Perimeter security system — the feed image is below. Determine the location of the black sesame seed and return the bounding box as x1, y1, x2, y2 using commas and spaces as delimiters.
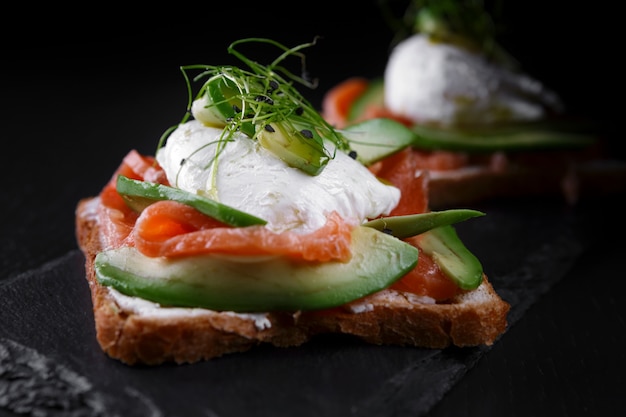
382, 228, 393, 235
255, 95, 274, 105
264, 124, 275, 132
300, 129, 313, 138
348, 150, 358, 159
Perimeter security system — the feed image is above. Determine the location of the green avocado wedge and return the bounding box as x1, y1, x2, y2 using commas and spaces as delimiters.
410, 121, 596, 152
364, 209, 485, 239
364, 210, 485, 290
95, 226, 419, 312
339, 115, 594, 166
345, 117, 595, 154
257, 121, 330, 176
419, 225, 483, 290
343, 78, 596, 153
347, 78, 384, 123
201, 74, 256, 137
341, 118, 415, 165
116, 175, 266, 227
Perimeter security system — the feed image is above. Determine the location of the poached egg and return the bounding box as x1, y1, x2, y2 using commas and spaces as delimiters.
156, 120, 400, 235
384, 34, 563, 127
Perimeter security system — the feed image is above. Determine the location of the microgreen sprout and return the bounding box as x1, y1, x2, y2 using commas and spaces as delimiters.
379, 0, 517, 68
157, 37, 351, 177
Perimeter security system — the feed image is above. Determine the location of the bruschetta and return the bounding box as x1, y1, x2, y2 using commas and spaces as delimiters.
75, 38, 509, 365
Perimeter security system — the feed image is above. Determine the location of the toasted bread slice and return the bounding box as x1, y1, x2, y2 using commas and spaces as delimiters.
322, 78, 626, 209
426, 152, 626, 209
76, 197, 510, 366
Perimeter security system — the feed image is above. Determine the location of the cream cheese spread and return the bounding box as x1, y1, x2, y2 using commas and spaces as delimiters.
384, 34, 563, 127
108, 288, 272, 330
156, 120, 401, 234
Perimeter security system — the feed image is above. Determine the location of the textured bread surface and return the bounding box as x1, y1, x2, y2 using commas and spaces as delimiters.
76, 197, 510, 365
426, 150, 626, 209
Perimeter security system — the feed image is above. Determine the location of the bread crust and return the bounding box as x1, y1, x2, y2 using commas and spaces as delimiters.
426, 150, 626, 208
76, 197, 510, 365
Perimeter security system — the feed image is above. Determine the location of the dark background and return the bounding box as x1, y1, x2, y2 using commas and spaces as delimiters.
1, 0, 621, 277
1, 1, 624, 416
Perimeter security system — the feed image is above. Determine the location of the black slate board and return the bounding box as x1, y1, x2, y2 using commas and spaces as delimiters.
2, 2, 624, 414
1, 198, 615, 417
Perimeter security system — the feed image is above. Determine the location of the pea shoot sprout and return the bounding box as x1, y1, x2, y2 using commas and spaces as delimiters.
157, 38, 351, 176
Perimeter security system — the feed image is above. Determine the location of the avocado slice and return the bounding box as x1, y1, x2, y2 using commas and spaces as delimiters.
418, 225, 483, 290
256, 121, 330, 176
116, 175, 266, 227
347, 78, 384, 122
95, 226, 419, 312
342, 118, 415, 166
194, 75, 256, 137
410, 122, 596, 152
364, 209, 485, 239
342, 78, 594, 153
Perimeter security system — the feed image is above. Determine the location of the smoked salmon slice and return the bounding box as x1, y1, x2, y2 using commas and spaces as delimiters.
96, 149, 461, 301
132, 201, 353, 262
